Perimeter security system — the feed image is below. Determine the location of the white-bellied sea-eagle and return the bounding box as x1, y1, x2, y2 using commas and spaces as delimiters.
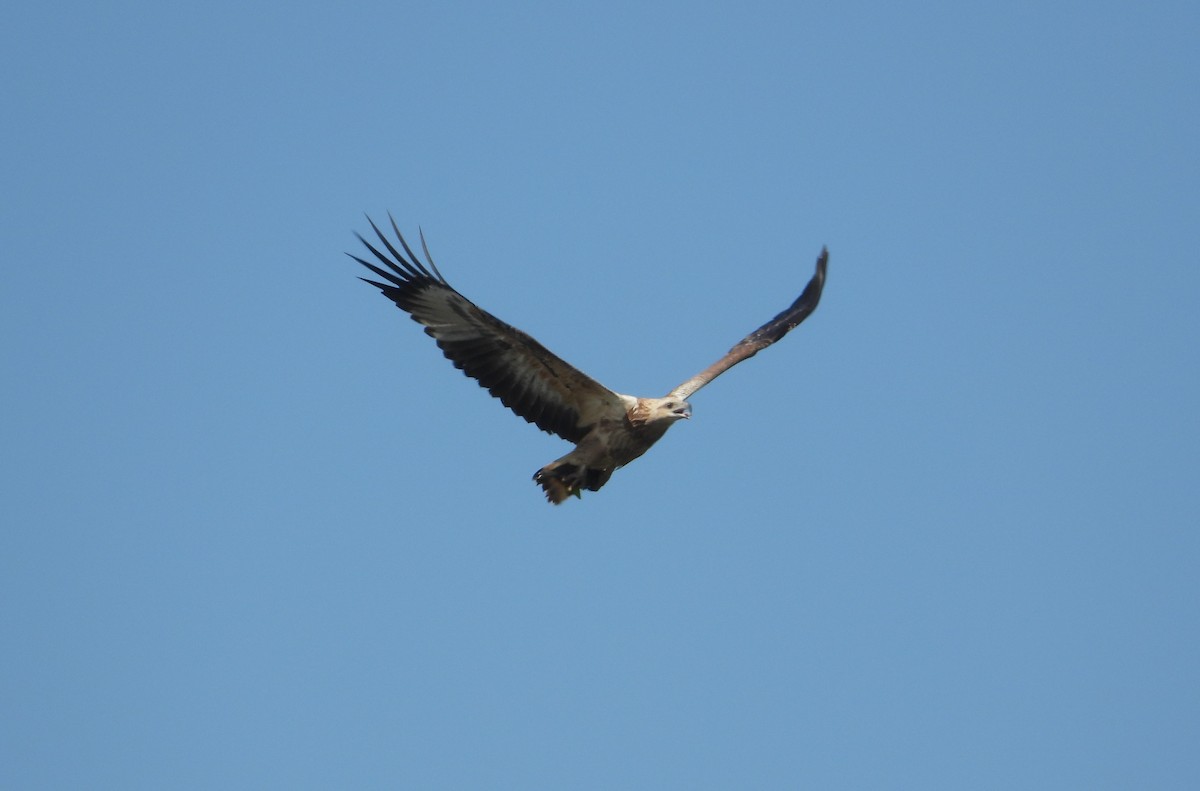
351, 216, 828, 504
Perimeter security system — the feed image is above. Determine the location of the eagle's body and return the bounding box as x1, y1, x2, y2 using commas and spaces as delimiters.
532, 395, 682, 503
351, 217, 827, 504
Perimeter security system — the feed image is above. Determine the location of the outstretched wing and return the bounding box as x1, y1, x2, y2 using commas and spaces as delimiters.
350, 216, 627, 443
668, 247, 828, 400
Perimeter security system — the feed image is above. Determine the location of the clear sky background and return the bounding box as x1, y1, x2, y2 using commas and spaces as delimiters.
3, 1, 1198, 788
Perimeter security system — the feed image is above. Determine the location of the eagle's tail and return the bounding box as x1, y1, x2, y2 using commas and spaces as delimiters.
533, 462, 613, 505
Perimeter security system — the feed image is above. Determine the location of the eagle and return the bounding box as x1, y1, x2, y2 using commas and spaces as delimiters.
351, 216, 828, 504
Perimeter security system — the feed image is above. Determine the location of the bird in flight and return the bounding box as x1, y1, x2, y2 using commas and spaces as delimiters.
351, 216, 828, 504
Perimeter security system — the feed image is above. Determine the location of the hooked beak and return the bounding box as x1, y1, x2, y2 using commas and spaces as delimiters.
674, 405, 691, 420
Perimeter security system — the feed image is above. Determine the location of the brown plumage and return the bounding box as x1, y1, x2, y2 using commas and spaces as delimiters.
350, 215, 828, 504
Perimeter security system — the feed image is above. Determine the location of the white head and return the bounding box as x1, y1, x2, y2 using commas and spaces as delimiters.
645, 396, 692, 424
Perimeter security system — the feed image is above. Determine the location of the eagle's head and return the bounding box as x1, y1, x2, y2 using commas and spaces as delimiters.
647, 397, 692, 423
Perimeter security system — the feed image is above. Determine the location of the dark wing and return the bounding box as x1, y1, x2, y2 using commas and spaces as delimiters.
350, 216, 628, 443
668, 247, 828, 400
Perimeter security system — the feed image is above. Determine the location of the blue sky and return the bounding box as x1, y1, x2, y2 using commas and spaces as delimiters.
3, 1, 1198, 788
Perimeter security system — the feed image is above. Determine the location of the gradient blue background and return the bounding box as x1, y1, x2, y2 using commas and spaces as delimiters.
4, 1, 1197, 788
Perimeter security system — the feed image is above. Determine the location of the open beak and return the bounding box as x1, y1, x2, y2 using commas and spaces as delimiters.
674, 406, 691, 420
